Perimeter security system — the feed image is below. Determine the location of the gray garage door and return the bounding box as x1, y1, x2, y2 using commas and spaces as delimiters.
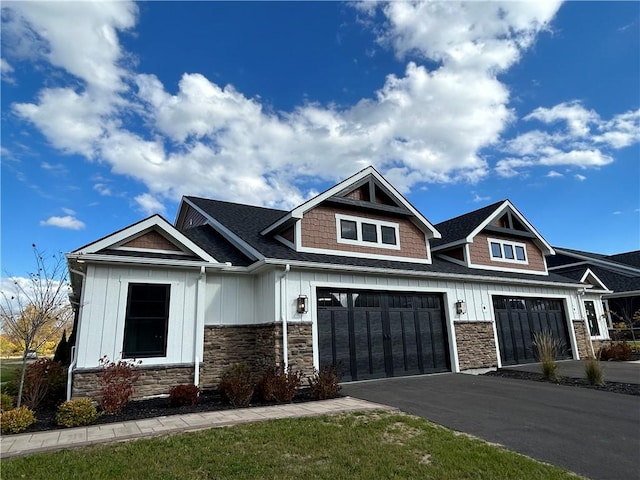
493, 296, 573, 366
317, 289, 450, 382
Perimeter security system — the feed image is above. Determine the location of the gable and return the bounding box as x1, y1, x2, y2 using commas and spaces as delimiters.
71, 215, 218, 264
261, 166, 440, 240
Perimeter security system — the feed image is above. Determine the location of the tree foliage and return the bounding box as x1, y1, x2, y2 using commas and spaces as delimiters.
0, 244, 72, 406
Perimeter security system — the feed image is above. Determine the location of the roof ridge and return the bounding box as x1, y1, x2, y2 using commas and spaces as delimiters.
185, 195, 288, 214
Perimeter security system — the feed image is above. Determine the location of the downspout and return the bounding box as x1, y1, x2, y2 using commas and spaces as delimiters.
67, 268, 85, 401
194, 266, 206, 387
280, 264, 291, 370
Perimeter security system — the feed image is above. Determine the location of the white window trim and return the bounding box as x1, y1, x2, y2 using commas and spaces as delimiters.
335, 214, 401, 250
487, 238, 528, 265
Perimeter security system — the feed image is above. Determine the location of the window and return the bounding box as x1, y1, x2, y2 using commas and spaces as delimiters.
361, 223, 378, 243
487, 238, 528, 265
123, 283, 170, 358
339, 220, 357, 240
381, 226, 396, 245
336, 214, 400, 250
584, 300, 600, 336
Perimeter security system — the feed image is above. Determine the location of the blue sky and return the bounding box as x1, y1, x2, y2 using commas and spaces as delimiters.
1, 1, 639, 279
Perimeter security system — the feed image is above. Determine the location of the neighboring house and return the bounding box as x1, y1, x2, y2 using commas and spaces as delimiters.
66, 167, 600, 399
548, 248, 640, 342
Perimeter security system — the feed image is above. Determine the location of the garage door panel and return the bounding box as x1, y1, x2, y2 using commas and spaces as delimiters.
353, 310, 385, 380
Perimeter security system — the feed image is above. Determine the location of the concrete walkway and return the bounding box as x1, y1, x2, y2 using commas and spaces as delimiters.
0, 397, 393, 459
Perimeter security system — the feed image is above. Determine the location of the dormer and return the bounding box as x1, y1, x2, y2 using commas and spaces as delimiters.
261, 167, 441, 264
432, 200, 554, 275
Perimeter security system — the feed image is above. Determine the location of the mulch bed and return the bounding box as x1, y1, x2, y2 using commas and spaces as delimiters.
16, 389, 321, 435
484, 369, 639, 396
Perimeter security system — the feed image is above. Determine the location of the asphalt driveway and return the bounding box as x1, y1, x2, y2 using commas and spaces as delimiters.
342, 373, 639, 480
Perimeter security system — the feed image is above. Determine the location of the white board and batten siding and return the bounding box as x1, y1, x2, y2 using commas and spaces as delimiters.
75, 264, 199, 369
280, 268, 587, 371
204, 271, 277, 326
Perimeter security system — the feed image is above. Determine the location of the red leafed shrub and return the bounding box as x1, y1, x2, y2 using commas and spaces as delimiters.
22, 358, 67, 410
168, 384, 200, 407
98, 356, 141, 414
307, 365, 341, 400
257, 366, 303, 403
219, 363, 254, 407
598, 342, 632, 361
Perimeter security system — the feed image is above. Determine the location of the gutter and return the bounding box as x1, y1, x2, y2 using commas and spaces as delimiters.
280, 264, 291, 370
259, 258, 588, 290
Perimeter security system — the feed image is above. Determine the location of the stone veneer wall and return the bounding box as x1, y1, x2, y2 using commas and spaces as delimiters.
72, 364, 194, 400
200, 322, 314, 389
454, 321, 498, 370
572, 320, 593, 359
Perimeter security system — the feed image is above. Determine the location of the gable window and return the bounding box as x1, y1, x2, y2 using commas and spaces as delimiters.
123, 283, 170, 358
488, 238, 528, 265
339, 219, 357, 240
336, 214, 400, 250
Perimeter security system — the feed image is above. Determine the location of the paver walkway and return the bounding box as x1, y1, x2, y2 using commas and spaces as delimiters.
0, 397, 393, 459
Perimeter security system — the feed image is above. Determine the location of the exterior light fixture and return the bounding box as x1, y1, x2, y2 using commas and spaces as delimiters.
297, 295, 308, 314
455, 300, 467, 315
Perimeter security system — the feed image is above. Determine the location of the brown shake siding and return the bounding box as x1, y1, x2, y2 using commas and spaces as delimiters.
178, 205, 208, 230
469, 231, 546, 272
301, 205, 428, 260
280, 226, 294, 242
122, 230, 181, 251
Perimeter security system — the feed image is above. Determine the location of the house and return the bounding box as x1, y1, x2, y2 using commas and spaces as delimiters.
548, 248, 640, 343
66, 166, 603, 399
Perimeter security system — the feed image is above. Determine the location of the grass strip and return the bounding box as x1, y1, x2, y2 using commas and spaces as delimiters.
2, 411, 582, 480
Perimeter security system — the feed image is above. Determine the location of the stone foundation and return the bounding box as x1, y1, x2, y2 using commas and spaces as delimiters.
455, 321, 498, 370
72, 364, 194, 400
572, 320, 594, 359
200, 322, 314, 389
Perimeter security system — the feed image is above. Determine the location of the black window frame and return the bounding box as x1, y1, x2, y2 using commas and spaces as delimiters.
380, 226, 397, 245
339, 219, 358, 240
122, 283, 171, 358
361, 222, 378, 243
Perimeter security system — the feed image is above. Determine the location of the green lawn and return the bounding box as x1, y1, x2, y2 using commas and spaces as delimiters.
2, 411, 581, 480
0, 359, 22, 383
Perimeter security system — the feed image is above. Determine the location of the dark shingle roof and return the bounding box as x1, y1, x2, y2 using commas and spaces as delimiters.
182, 224, 254, 267
431, 200, 505, 248
180, 196, 579, 286
606, 251, 640, 269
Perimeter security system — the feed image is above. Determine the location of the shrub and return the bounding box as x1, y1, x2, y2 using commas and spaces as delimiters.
98, 356, 141, 414
598, 342, 632, 361
532, 331, 563, 381
1, 393, 15, 412
308, 365, 341, 400
168, 384, 200, 407
21, 358, 67, 410
219, 363, 254, 407
0, 406, 36, 434
584, 357, 604, 386
257, 366, 303, 403
56, 398, 99, 428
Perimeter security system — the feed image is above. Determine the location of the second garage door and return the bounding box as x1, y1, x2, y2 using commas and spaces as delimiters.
493, 296, 573, 366
317, 289, 450, 382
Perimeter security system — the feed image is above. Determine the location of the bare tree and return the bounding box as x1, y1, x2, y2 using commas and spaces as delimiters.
0, 245, 72, 407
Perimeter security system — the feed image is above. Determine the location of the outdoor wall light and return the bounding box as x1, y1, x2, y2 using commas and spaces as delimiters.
455, 300, 467, 315
297, 295, 308, 314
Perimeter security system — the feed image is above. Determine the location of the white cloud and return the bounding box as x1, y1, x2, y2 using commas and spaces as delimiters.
546, 170, 563, 178
525, 101, 598, 137
39, 215, 85, 230
61, 208, 76, 216
498, 102, 638, 177
3, 1, 637, 210
472, 192, 491, 203
1, 57, 15, 83
612, 210, 622, 215
574, 174, 587, 181
134, 193, 166, 216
